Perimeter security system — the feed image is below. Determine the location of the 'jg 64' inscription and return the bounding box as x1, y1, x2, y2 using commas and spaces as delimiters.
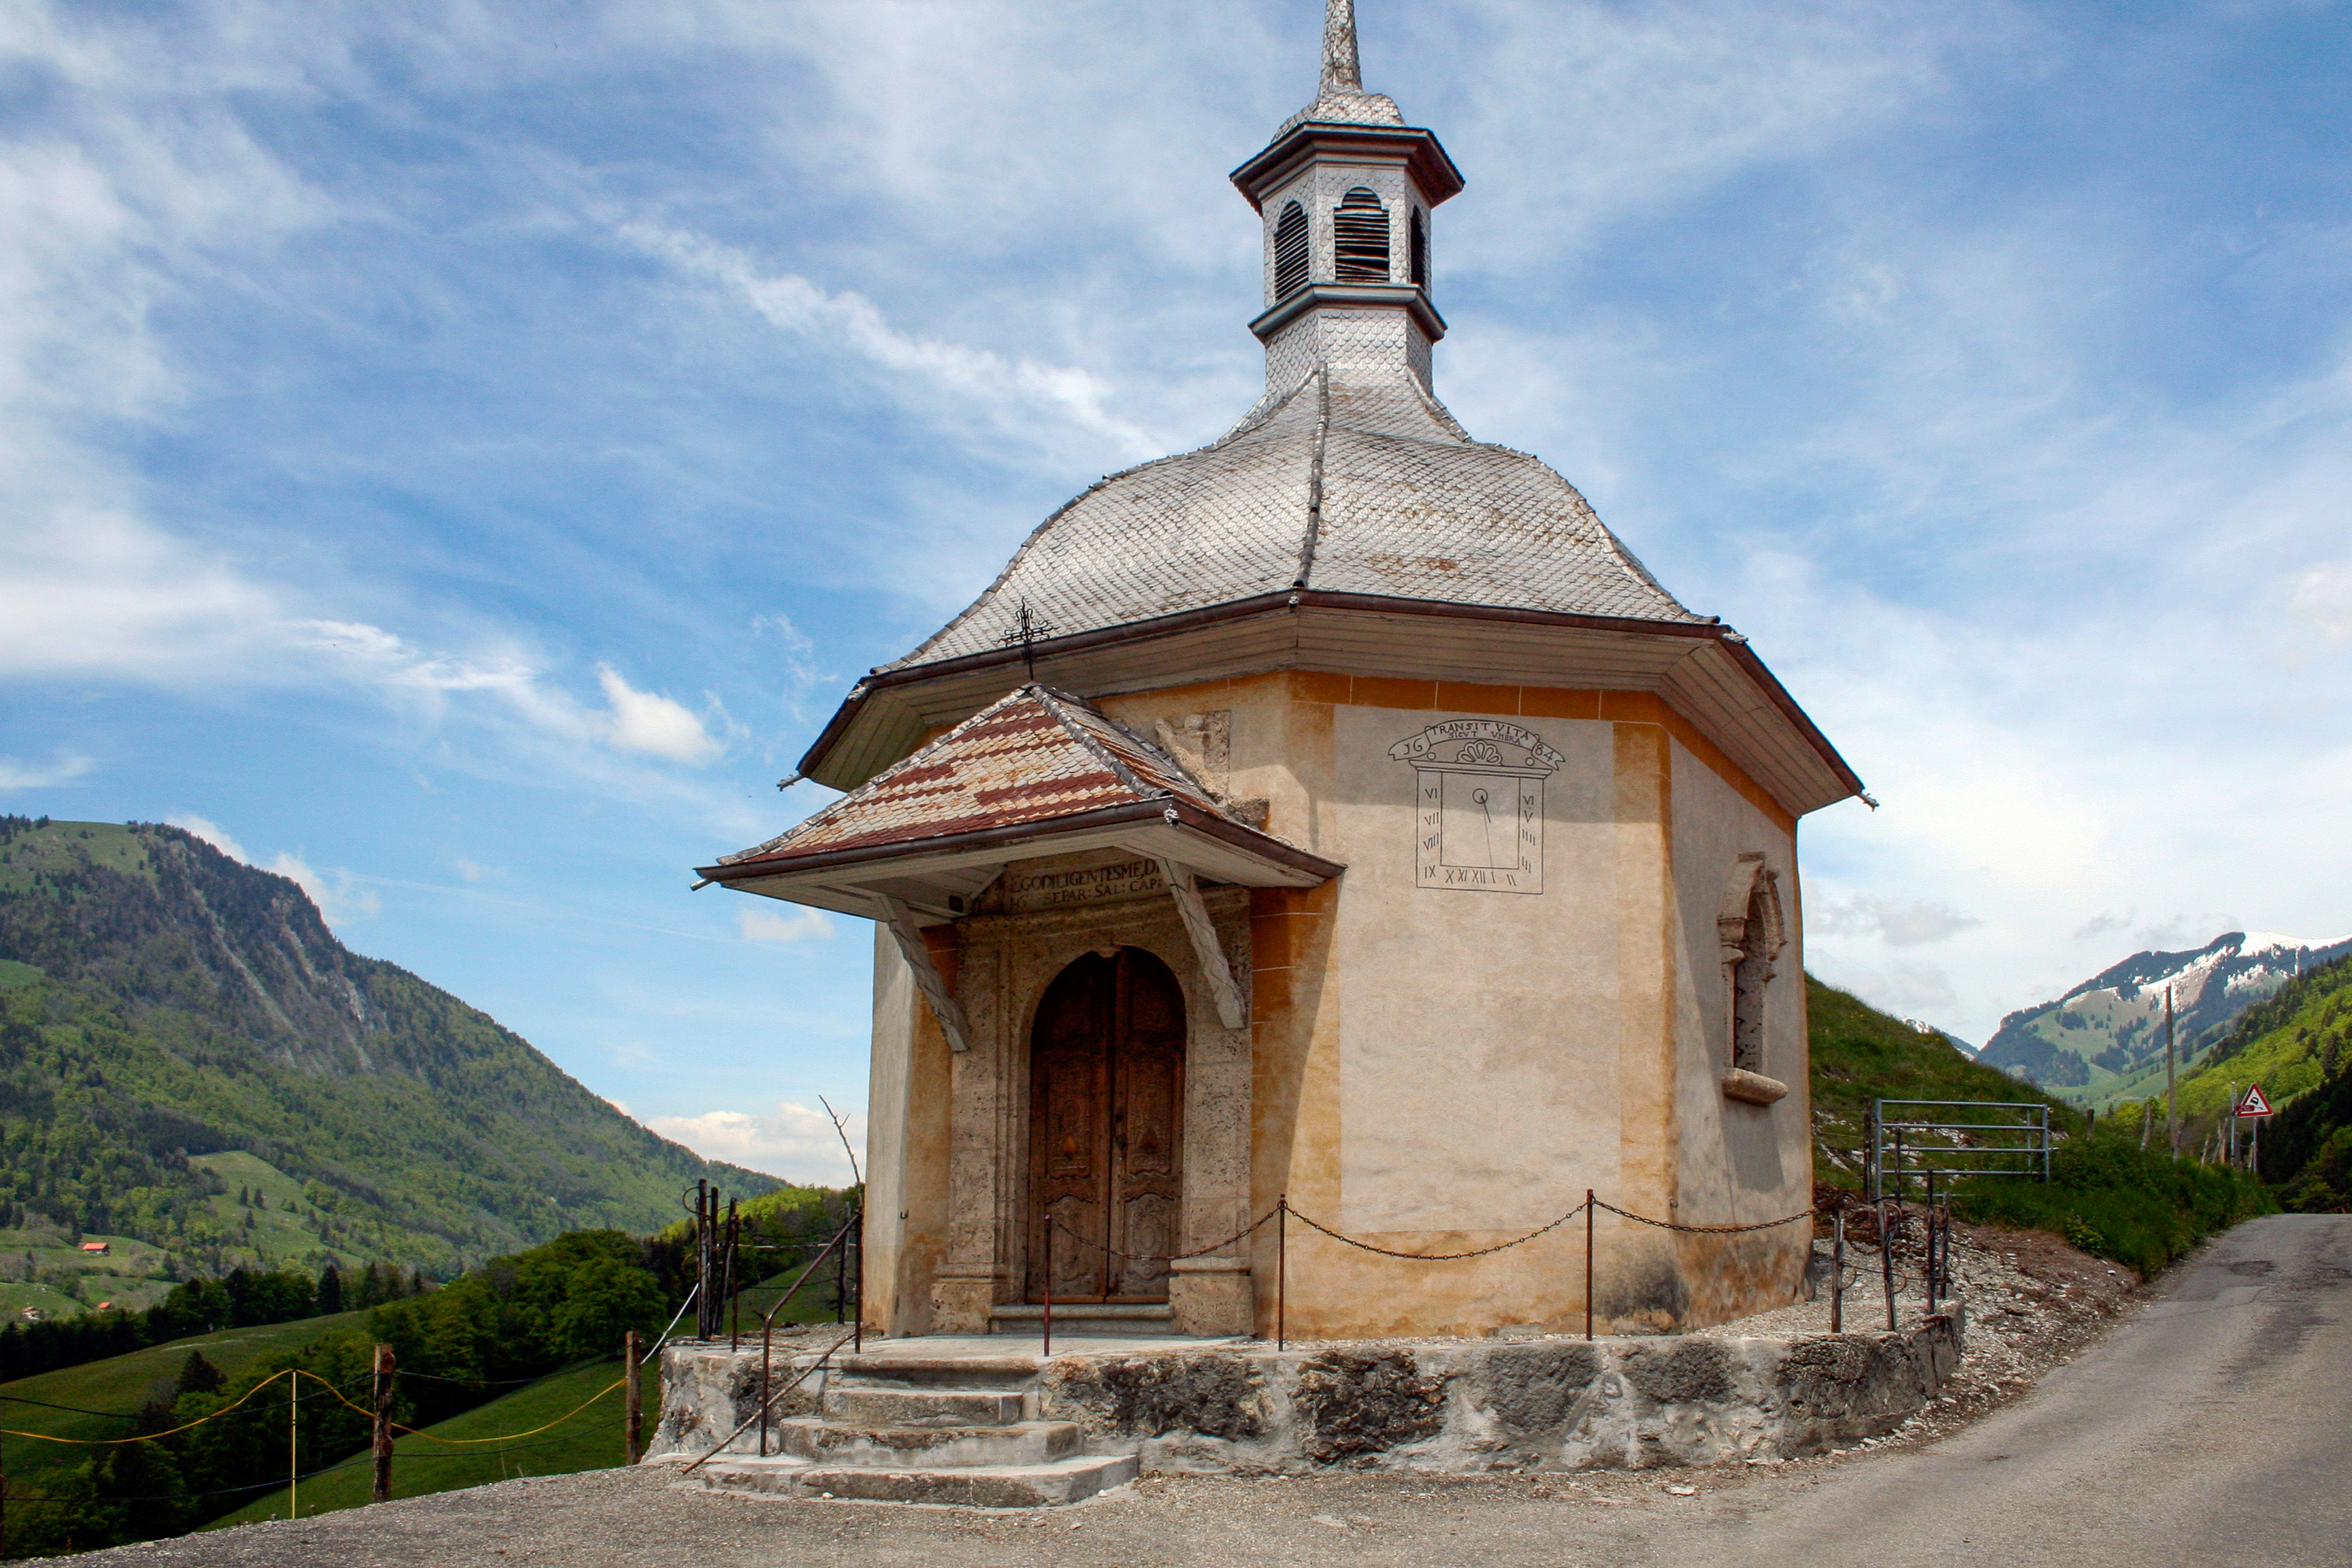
1388, 721, 1561, 895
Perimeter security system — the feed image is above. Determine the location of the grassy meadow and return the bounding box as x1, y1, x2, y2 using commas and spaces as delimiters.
204, 1355, 660, 1528
0, 1309, 372, 1485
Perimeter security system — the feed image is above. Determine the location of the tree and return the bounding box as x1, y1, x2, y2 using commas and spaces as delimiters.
547, 1256, 665, 1361
177, 1350, 225, 1397
316, 1262, 342, 1316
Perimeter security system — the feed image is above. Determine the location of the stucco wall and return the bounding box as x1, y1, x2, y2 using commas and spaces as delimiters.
854, 670, 1817, 1343
1665, 737, 1813, 1326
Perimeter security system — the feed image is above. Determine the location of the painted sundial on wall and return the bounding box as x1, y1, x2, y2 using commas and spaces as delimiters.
1389, 721, 1564, 894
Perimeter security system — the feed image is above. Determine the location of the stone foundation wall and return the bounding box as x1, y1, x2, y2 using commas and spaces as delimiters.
655, 1311, 1961, 1475
652, 1343, 823, 1461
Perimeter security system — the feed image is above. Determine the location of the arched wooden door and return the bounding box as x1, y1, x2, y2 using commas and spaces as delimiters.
1026, 948, 1185, 1303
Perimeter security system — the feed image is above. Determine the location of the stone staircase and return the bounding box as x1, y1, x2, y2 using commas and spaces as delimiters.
676, 1352, 1139, 1508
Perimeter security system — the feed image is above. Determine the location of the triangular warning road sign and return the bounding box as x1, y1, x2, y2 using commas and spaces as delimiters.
2236, 1085, 2274, 1118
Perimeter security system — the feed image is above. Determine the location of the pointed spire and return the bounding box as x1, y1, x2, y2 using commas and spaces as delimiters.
1320, 0, 1362, 95
1276, 0, 1401, 131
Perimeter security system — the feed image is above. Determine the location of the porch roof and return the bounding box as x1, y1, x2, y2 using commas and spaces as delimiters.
698, 685, 1341, 924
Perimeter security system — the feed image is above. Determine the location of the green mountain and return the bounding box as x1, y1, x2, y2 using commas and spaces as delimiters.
0, 817, 775, 1279
1976, 930, 2352, 1108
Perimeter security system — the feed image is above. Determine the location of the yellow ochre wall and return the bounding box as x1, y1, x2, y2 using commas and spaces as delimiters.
860, 670, 1808, 1340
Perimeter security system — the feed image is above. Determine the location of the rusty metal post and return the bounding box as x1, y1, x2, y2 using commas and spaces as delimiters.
1584, 1189, 1595, 1341
623, 1330, 643, 1465
1276, 1197, 1288, 1352
1831, 1208, 1845, 1334
1041, 1216, 1053, 1360
851, 1208, 864, 1354
1880, 1199, 1898, 1332
758, 1314, 772, 1457
725, 1199, 740, 1350
372, 1344, 395, 1503
1924, 1173, 1938, 1316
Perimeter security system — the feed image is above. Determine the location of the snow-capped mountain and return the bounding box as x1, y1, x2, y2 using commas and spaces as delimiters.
1978, 931, 2352, 1104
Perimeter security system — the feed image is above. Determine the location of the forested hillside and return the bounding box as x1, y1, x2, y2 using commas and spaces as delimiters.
2189, 953, 2352, 1209
0, 817, 774, 1277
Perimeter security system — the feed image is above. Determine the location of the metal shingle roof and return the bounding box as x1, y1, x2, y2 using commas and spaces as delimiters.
886, 357, 1700, 673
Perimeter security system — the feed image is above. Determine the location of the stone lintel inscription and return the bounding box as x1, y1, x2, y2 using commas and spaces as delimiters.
1003, 857, 1166, 913
1388, 721, 1557, 896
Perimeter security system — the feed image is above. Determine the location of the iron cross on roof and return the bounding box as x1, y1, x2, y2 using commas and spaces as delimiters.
998, 601, 1060, 679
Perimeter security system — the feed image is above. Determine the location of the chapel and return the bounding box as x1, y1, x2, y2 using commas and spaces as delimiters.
699, 0, 1863, 1341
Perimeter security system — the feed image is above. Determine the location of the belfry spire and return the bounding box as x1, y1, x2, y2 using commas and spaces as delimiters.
1230, 1, 1463, 404
1320, 0, 1362, 95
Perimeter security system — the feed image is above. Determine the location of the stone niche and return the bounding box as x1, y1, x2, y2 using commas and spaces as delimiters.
927, 847, 1258, 1339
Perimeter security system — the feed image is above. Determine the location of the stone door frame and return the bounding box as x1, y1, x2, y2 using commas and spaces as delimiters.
928, 875, 1257, 1337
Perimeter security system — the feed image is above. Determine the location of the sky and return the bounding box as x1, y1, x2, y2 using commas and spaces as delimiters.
3, 0, 2348, 1180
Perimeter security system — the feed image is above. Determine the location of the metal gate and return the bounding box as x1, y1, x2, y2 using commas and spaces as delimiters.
1867, 1099, 2053, 1202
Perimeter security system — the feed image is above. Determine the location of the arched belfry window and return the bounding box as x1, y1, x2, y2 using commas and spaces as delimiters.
1718, 854, 1789, 1104
1409, 207, 1428, 289
1334, 187, 1390, 282
1272, 201, 1310, 299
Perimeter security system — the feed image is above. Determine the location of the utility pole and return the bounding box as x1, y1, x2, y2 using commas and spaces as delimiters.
2226, 1083, 2238, 1168
2165, 986, 2178, 1158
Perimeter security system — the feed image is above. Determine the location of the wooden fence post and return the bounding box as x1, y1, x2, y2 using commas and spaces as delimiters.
372, 1344, 395, 1505
623, 1330, 643, 1465
1831, 1207, 1845, 1333
1880, 1200, 1899, 1332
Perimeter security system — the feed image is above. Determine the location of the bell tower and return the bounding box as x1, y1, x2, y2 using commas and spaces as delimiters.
1230, 0, 1463, 397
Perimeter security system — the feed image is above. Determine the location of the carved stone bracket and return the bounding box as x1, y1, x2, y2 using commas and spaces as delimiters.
877, 894, 972, 1054
1152, 856, 1248, 1030
1720, 1068, 1790, 1105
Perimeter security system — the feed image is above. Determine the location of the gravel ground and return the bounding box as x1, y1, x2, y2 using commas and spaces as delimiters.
47, 1223, 2146, 1568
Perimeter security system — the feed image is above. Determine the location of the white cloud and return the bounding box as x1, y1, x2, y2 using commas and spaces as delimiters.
0, 751, 95, 789
454, 858, 505, 882
2291, 562, 2352, 644
266, 851, 382, 927
167, 813, 249, 864
1812, 896, 1980, 947
647, 1100, 866, 1186
616, 222, 1158, 462
595, 665, 723, 766
1817, 960, 1961, 1024
164, 814, 376, 925
737, 904, 834, 945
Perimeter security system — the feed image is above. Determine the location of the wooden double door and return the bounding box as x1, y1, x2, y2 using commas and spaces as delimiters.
1026, 948, 1185, 1303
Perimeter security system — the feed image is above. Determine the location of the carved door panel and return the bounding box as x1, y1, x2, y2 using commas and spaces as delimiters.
1110, 954, 1184, 1298
1026, 949, 1186, 1303
1029, 955, 1112, 1301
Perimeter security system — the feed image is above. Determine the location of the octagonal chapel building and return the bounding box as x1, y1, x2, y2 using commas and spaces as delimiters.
700, 1, 1863, 1342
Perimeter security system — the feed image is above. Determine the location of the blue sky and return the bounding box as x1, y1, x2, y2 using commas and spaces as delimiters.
4, 0, 2348, 1179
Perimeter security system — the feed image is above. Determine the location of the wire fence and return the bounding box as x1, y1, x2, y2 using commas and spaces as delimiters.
1029, 1189, 1830, 1354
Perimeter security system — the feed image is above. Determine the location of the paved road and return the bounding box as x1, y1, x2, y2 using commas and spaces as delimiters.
71, 1214, 2351, 1568
1646, 1211, 2352, 1568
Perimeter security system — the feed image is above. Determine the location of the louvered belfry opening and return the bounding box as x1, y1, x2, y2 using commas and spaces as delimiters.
1334, 187, 1390, 282
1409, 206, 1428, 288
1272, 201, 1310, 299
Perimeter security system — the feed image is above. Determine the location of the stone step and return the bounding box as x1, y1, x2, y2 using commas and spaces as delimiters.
832, 1354, 1039, 1389
988, 1303, 1174, 1336
681, 1452, 1141, 1509
772, 1417, 1081, 1469
820, 1386, 1026, 1426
